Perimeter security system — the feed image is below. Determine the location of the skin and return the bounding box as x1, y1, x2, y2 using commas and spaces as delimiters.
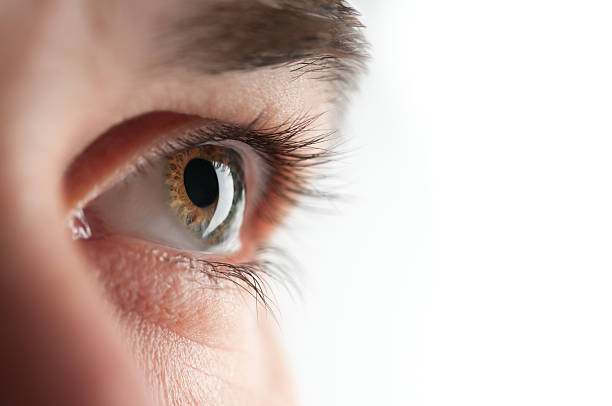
0, 1, 362, 404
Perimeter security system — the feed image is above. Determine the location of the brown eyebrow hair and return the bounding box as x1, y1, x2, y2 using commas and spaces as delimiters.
163, 0, 368, 93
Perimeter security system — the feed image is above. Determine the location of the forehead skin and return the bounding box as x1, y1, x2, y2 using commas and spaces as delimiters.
0, 1, 364, 405
1, 0, 365, 168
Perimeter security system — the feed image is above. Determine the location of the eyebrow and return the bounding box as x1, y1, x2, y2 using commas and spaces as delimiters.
163, 0, 368, 92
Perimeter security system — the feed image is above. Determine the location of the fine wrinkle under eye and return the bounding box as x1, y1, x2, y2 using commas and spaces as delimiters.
184, 158, 219, 208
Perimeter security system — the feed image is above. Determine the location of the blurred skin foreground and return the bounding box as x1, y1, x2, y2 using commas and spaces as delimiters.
0, 1, 365, 405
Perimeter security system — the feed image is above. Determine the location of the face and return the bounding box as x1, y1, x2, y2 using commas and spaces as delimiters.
0, 0, 366, 405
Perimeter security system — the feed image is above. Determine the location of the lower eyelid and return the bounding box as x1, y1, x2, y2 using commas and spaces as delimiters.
82, 236, 260, 348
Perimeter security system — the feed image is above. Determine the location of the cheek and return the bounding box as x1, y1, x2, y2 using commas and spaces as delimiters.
120, 310, 294, 406
120, 314, 256, 405
80, 238, 295, 404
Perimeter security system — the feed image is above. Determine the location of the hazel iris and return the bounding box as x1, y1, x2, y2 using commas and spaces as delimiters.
165, 144, 246, 247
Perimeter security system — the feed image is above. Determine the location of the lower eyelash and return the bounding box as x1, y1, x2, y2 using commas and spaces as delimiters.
162, 246, 299, 314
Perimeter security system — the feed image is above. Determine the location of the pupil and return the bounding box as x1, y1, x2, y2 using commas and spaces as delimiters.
183, 158, 219, 208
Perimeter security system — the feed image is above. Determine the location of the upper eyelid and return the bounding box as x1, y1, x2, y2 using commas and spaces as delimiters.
64, 112, 199, 212
152, 114, 331, 166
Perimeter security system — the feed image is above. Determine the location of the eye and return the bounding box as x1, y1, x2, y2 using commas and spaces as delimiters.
67, 111, 334, 268
83, 142, 250, 254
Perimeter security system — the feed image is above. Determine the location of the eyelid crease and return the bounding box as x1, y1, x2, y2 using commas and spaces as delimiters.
64, 112, 202, 212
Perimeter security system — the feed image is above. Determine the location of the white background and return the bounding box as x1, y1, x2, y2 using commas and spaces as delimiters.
276, 1, 612, 405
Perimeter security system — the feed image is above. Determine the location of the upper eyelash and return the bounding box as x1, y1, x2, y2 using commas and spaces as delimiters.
143, 113, 340, 225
